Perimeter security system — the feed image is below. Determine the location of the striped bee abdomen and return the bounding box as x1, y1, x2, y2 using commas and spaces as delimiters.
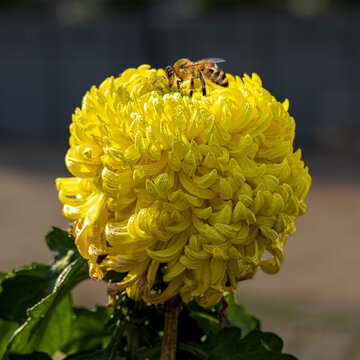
202, 63, 229, 87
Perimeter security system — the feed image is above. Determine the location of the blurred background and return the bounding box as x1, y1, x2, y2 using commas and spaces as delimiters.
0, 1, 359, 359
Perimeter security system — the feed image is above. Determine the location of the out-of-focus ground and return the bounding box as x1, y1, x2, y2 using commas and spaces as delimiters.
0, 142, 359, 360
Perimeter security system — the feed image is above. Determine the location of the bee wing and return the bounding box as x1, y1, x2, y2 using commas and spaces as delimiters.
202, 58, 226, 63
183, 58, 226, 69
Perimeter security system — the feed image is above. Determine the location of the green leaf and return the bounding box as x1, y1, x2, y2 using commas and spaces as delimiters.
6, 293, 72, 356
61, 306, 114, 354
5, 257, 87, 357
186, 301, 219, 335
0, 318, 18, 359
46, 228, 80, 275
133, 344, 162, 360
103, 270, 127, 283
8, 351, 53, 359
0, 272, 6, 289
225, 293, 260, 336
196, 328, 298, 360
204, 327, 242, 360
63, 350, 104, 359
45, 227, 77, 261
0, 264, 55, 323
0, 229, 88, 325
178, 342, 208, 360
238, 330, 298, 359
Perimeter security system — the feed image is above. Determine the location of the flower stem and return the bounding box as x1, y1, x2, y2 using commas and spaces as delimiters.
104, 319, 126, 360
160, 295, 182, 360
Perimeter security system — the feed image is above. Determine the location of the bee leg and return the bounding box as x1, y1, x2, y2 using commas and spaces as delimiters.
189, 77, 194, 98
176, 80, 182, 96
198, 70, 206, 96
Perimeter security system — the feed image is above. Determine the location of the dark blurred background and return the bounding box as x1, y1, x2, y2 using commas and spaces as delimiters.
1, 0, 360, 151
0, 1, 360, 359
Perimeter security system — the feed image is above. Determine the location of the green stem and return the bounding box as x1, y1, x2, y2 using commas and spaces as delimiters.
104, 319, 126, 360
127, 301, 145, 355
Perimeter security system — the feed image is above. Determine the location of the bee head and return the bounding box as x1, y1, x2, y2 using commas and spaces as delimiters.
164, 66, 175, 89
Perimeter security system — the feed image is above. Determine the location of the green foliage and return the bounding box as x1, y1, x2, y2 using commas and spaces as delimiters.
0, 227, 87, 324
0, 273, 6, 287
103, 270, 127, 283
185, 301, 219, 335
181, 328, 297, 360
5, 260, 81, 355
45, 227, 77, 261
63, 351, 104, 359
0, 319, 18, 359
225, 292, 260, 336
0, 227, 298, 360
61, 306, 114, 354
0, 228, 88, 358
0, 263, 56, 323
8, 352, 52, 359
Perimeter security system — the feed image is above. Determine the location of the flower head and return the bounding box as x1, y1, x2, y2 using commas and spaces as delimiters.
56, 64, 311, 306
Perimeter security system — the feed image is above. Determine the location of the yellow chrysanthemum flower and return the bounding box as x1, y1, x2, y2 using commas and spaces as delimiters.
56, 64, 311, 307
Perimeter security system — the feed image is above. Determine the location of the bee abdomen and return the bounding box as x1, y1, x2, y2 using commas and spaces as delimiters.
216, 71, 229, 87
202, 64, 229, 87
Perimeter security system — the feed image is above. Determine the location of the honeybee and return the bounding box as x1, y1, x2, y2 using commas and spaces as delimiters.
153, 58, 229, 97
